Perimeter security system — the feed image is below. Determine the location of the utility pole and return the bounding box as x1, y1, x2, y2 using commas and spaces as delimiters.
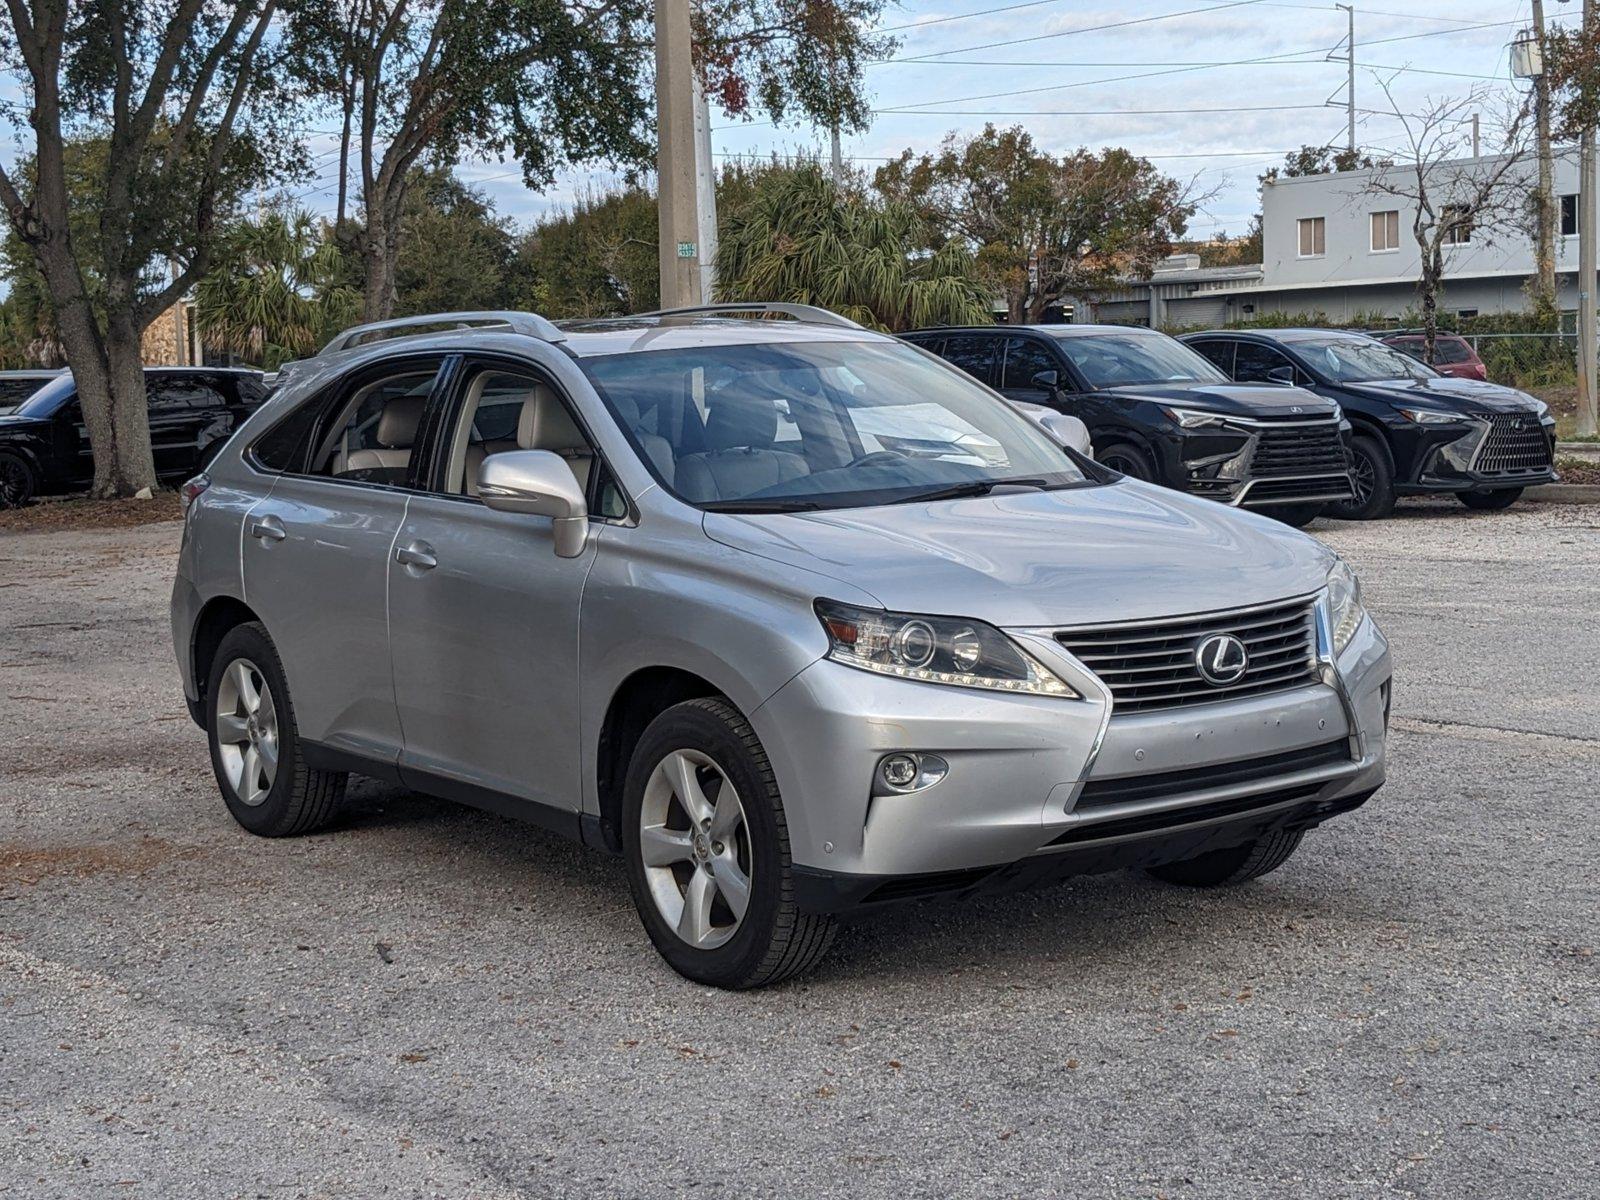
1471, 112, 1480, 157
1333, 4, 1355, 152
692, 73, 718, 302
655, 0, 702, 309
1582, 0, 1599, 436
830, 127, 844, 186
1531, 0, 1558, 313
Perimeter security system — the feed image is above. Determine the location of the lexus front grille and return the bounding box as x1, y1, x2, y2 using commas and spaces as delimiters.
1474, 413, 1552, 475
1249, 419, 1348, 477
1055, 596, 1321, 715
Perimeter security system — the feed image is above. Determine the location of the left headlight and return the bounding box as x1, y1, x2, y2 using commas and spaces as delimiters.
1398, 405, 1465, 425
1326, 559, 1366, 656
815, 600, 1078, 697
1162, 405, 1230, 430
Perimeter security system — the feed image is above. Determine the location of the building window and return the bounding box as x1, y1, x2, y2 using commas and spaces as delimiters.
1562, 193, 1578, 237
1443, 205, 1472, 245
1370, 210, 1400, 252
1297, 216, 1326, 257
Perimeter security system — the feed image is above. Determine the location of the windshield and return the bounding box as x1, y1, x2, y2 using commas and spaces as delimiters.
1296, 337, 1439, 383
580, 339, 1096, 512
1054, 331, 1229, 389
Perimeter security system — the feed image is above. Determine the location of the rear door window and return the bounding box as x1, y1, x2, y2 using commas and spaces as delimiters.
1233, 342, 1297, 383
941, 336, 997, 386
1187, 340, 1235, 375
1000, 338, 1059, 391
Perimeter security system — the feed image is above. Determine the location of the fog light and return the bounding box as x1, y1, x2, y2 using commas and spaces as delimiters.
876, 753, 949, 794
882, 754, 919, 787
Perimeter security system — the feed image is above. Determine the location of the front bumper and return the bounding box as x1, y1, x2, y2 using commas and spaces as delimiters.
1170, 418, 1355, 509
751, 605, 1389, 912
1396, 415, 1556, 494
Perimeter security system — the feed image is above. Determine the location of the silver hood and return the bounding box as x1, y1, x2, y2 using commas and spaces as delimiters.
704, 480, 1334, 627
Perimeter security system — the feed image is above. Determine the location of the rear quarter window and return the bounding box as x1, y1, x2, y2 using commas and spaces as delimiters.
250, 396, 323, 472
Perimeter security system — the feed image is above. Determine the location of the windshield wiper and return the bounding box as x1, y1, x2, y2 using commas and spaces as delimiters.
888, 477, 1051, 505
701, 497, 826, 513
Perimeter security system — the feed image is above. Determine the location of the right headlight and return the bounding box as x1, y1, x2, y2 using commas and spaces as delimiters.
1161, 405, 1230, 429
1398, 406, 1466, 425
815, 600, 1077, 697
1327, 559, 1366, 656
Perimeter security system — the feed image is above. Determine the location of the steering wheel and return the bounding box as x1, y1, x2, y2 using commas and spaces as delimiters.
844, 450, 909, 469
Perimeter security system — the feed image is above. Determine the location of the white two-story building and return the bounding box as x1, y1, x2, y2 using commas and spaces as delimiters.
1093, 147, 1586, 328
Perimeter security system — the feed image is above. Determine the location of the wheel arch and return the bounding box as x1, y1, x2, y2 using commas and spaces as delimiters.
593, 666, 730, 854
190, 595, 264, 704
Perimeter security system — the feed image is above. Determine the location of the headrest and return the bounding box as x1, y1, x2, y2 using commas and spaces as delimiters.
517, 384, 588, 452
376, 395, 425, 448
609, 389, 642, 428
704, 395, 778, 451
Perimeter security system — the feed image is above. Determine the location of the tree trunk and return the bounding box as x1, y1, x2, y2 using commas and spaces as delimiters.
1026, 291, 1054, 324
1005, 284, 1026, 325
336, 82, 355, 229
1419, 256, 1440, 366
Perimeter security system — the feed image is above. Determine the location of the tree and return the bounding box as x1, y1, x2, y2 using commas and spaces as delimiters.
1261, 144, 1389, 183
1359, 82, 1532, 363
0, 0, 289, 496
518, 184, 661, 318
193, 212, 360, 369
291, 0, 895, 325
1544, 15, 1600, 141
716, 163, 991, 332
875, 125, 1198, 324
392, 166, 519, 316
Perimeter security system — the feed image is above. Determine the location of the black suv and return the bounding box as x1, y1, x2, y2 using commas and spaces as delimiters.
1180, 328, 1556, 518
903, 324, 1354, 527
0, 367, 269, 507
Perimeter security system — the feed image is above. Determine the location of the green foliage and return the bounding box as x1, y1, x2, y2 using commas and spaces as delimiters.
1544, 22, 1600, 142
716, 163, 992, 332
193, 212, 360, 369
875, 124, 1195, 321
394, 168, 521, 317
1260, 145, 1390, 183
517, 185, 661, 318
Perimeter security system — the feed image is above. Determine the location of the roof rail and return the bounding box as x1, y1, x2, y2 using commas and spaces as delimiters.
638, 302, 864, 330
319, 310, 567, 356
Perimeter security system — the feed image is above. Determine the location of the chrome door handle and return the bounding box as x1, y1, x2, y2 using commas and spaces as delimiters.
249, 516, 286, 542
395, 541, 438, 570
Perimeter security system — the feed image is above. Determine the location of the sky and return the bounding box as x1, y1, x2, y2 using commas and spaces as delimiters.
437, 0, 1535, 245
0, 0, 1539, 248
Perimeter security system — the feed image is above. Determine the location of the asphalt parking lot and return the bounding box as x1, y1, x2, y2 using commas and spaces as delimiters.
2, 501, 1597, 1199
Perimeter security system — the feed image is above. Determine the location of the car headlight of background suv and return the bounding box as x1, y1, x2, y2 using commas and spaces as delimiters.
1398, 406, 1466, 425
1326, 559, 1366, 656
1161, 405, 1230, 429
815, 600, 1077, 697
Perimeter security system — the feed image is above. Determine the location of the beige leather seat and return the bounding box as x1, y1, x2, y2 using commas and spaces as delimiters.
343, 395, 424, 477
515, 384, 594, 488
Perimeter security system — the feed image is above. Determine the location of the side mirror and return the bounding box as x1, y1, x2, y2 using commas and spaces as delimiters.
477, 449, 590, 558
1014, 402, 1093, 457
1031, 368, 1061, 393
1266, 365, 1296, 385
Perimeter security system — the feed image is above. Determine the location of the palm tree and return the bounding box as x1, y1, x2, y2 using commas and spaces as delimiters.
194, 212, 360, 367
716, 165, 991, 331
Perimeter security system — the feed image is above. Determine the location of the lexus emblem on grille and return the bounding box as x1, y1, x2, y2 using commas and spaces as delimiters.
1195, 633, 1249, 685
1290, 405, 1302, 413
1511, 417, 1524, 431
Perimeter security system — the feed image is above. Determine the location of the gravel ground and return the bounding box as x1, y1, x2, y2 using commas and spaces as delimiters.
2, 500, 1596, 1199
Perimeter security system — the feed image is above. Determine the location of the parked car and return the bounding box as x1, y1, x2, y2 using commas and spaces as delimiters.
1378, 331, 1487, 381
901, 324, 1354, 528
0, 368, 66, 414
171, 305, 1390, 989
1181, 329, 1556, 518
0, 367, 269, 507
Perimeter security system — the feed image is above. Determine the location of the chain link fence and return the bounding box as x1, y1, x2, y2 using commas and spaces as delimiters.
1458, 333, 1576, 394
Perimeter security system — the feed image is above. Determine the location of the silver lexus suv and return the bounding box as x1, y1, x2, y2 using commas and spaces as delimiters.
171, 305, 1391, 989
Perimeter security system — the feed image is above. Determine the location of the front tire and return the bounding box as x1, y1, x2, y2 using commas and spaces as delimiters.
206, 622, 346, 837
1456, 487, 1522, 511
1327, 434, 1395, 520
1146, 829, 1304, 887
622, 697, 836, 989
0, 451, 37, 509
1264, 502, 1323, 529
1098, 441, 1156, 483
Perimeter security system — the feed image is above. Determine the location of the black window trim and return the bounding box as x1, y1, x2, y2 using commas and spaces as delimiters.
243, 351, 457, 495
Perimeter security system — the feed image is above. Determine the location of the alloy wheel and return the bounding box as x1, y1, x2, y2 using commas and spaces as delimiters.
214, 657, 279, 806
1349, 448, 1375, 506
0, 457, 29, 508
638, 748, 752, 950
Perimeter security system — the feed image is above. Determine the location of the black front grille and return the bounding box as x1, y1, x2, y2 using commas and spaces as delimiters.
1055, 596, 1320, 715
1475, 413, 1552, 475
1243, 475, 1354, 504
1250, 420, 1348, 477
1047, 783, 1326, 845
1075, 740, 1351, 810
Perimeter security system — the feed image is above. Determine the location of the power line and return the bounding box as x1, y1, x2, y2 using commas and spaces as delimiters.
890, 0, 1272, 62
876, 0, 1071, 35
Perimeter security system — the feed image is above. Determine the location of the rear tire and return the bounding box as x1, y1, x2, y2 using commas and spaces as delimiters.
0, 451, 37, 509
622, 696, 836, 989
1456, 487, 1522, 511
1327, 434, 1395, 520
1146, 829, 1304, 887
1264, 502, 1323, 529
1098, 441, 1157, 483
206, 622, 346, 837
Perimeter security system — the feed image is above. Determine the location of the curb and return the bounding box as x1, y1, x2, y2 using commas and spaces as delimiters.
1556, 441, 1600, 462
1525, 483, 1600, 504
